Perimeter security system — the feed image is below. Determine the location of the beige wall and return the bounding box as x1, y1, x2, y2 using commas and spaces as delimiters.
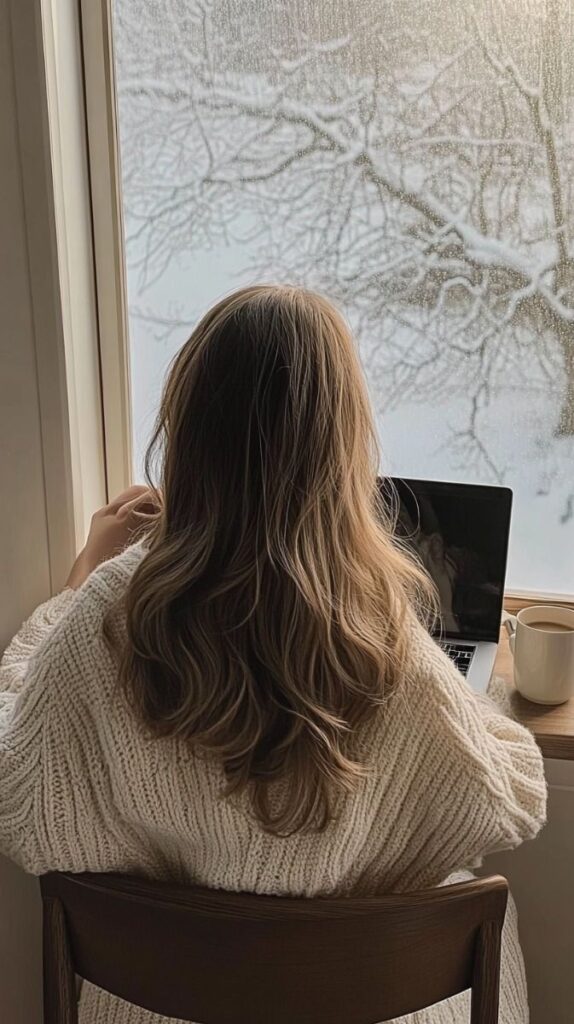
1, 0, 59, 1019
485, 758, 574, 1024
0, 0, 53, 646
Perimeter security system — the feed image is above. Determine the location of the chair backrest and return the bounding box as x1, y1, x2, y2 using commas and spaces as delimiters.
40, 871, 508, 1024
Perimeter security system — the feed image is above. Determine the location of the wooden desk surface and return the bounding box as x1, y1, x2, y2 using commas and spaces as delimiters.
494, 629, 574, 760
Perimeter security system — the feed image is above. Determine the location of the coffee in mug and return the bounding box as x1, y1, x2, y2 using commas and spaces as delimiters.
506, 605, 574, 705
527, 621, 574, 634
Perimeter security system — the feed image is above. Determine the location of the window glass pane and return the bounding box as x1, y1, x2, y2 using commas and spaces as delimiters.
112, 0, 574, 595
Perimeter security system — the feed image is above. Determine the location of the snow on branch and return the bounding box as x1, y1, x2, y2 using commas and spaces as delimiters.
115, 0, 574, 471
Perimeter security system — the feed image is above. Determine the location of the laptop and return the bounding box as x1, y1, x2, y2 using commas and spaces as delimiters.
379, 477, 513, 693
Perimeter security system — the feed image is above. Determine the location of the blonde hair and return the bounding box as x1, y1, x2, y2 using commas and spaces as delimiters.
121, 285, 434, 834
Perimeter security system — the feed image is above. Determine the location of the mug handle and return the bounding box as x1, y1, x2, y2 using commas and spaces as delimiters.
501, 611, 517, 655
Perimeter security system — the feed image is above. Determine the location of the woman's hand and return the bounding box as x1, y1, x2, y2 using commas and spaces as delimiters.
66, 486, 161, 590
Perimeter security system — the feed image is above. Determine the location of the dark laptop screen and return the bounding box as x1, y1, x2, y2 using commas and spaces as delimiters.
379, 478, 512, 643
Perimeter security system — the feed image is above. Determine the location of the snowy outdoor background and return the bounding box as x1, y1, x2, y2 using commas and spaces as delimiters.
112, 0, 574, 595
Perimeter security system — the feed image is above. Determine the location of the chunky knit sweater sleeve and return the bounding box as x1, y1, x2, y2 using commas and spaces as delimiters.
0, 589, 76, 698
0, 551, 142, 875
379, 619, 546, 890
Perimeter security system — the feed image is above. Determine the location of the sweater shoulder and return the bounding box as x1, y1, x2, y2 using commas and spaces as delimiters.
377, 616, 505, 761
401, 615, 482, 709
23, 543, 146, 688
398, 615, 459, 700
62, 542, 145, 634
81, 542, 147, 611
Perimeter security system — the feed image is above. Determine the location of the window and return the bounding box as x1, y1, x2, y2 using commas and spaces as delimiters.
106, 0, 574, 596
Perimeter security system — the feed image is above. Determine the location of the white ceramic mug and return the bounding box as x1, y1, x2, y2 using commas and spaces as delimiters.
506, 605, 574, 705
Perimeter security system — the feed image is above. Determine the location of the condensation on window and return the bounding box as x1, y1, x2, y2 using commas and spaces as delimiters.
112, 0, 574, 594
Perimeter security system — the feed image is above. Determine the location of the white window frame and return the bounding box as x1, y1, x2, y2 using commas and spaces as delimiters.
7, 0, 132, 591
14, 0, 132, 545
8, 0, 112, 589
51, 0, 568, 605
78, 0, 133, 499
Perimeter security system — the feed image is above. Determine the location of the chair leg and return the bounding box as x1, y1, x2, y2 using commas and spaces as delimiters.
470, 920, 503, 1024
43, 897, 78, 1024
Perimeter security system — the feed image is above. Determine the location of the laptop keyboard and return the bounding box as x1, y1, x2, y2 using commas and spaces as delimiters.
439, 641, 476, 677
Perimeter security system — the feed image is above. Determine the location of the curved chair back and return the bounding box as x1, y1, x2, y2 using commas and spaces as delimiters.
41, 871, 508, 1024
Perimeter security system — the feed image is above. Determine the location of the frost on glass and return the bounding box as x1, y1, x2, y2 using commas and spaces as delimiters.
113, 0, 574, 594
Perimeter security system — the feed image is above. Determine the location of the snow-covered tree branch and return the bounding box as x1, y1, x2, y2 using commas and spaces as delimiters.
115, 0, 574, 478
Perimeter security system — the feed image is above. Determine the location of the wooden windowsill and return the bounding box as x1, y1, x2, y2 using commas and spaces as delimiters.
495, 614, 574, 760
504, 594, 574, 614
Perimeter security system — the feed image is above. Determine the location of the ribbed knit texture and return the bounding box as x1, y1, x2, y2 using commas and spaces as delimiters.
0, 544, 546, 1024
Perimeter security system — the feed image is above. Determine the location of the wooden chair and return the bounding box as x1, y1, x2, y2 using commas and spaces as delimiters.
40, 871, 508, 1024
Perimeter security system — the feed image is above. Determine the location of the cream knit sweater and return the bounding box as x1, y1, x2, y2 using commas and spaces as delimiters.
0, 544, 546, 1024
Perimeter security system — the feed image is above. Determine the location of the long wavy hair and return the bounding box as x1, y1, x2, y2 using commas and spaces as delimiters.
120, 285, 435, 834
